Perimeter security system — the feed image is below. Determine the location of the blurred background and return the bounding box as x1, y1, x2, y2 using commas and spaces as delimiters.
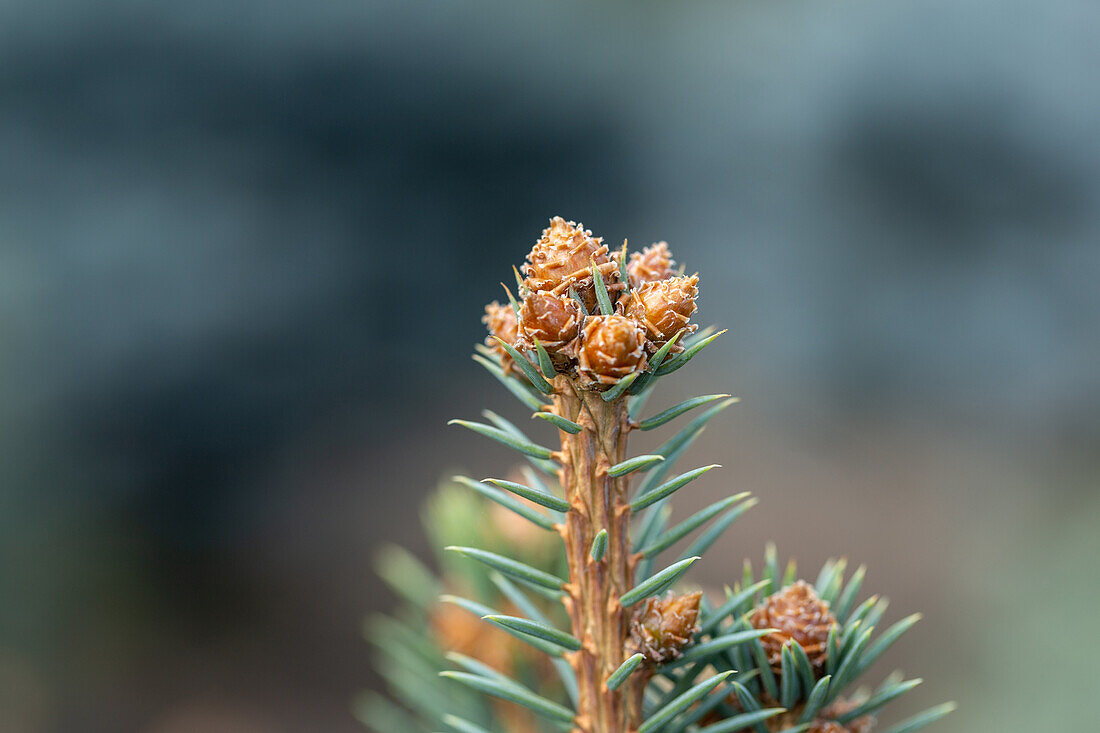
2, 0, 1098, 731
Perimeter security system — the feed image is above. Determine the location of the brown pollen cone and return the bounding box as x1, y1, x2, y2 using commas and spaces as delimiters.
517, 291, 582, 357
628, 591, 702, 664
750, 580, 837, 671
627, 241, 677, 287
576, 314, 648, 386
522, 216, 617, 310
628, 274, 699, 346
483, 300, 519, 369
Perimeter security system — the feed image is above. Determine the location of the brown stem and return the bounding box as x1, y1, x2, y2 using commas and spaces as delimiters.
553, 377, 643, 732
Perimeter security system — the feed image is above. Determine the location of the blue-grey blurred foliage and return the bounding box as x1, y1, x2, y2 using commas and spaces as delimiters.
1, 0, 1097, 731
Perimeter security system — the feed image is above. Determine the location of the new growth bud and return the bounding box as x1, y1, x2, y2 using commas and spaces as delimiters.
577, 314, 648, 386
627, 241, 677, 287
750, 580, 837, 671
628, 274, 700, 346
522, 217, 618, 311
628, 591, 702, 664
517, 291, 583, 356
483, 300, 519, 370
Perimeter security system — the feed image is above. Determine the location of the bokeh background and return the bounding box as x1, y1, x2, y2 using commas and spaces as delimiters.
2, 0, 1098, 731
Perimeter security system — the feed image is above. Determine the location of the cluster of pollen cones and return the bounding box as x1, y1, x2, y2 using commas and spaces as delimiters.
483, 217, 699, 388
